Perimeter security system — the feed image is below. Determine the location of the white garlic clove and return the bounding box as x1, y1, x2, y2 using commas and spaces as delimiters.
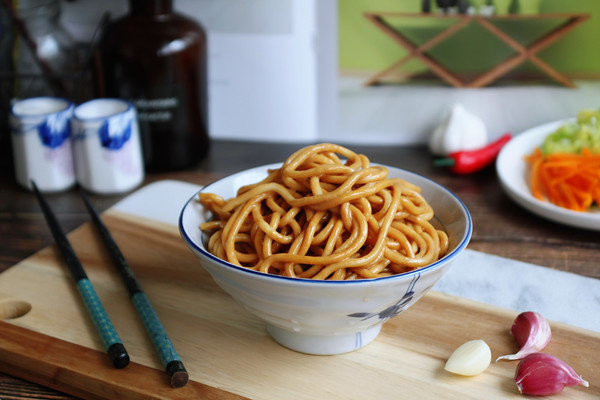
497, 311, 551, 361
444, 339, 492, 376
515, 353, 589, 396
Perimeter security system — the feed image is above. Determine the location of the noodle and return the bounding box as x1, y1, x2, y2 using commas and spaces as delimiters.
198, 143, 449, 280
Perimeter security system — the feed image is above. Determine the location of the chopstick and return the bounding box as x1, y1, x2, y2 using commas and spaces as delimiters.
30, 181, 129, 369
80, 191, 189, 388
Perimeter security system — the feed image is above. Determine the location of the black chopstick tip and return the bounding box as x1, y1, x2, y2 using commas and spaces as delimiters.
167, 360, 189, 388
108, 343, 130, 369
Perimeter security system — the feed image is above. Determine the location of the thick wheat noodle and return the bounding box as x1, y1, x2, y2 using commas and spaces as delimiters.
198, 143, 449, 280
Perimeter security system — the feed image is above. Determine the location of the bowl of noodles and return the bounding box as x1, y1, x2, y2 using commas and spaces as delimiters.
179, 144, 472, 355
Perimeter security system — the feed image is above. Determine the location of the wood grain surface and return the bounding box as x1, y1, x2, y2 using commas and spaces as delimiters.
0, 208, 597, 400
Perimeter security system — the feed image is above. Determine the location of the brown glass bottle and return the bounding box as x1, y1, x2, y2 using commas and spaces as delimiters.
94, 0, 209, 171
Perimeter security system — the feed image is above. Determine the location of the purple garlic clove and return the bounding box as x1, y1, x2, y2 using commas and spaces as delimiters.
497, 311, 551, 361
515, 353, 589, 396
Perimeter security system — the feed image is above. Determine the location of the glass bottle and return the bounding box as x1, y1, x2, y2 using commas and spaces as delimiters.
94, 0, 209, 172
12, 0, 79, 100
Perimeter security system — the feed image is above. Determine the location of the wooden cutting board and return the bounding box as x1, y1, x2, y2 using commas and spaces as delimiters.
0, 209, 597, 399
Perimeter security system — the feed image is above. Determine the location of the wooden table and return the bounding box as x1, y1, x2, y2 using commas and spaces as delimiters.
0, 139, 599, 399
363, 12, 590, 87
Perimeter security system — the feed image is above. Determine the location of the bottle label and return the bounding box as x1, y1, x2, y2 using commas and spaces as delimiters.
127, 84, 188, 134
134, 97, 179, 123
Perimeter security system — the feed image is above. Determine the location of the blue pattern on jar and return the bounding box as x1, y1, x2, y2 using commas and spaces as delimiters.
99, 112, 132, 150
37, 107, 71, 148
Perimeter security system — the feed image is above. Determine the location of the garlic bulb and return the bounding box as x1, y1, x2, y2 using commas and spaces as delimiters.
445, 339, 492, 376
497, 311, 551, 361
428, 103, 488, 156
515, 353, 589, 396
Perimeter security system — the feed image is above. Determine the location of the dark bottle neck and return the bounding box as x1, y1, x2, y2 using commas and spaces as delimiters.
129, 0, 173, 16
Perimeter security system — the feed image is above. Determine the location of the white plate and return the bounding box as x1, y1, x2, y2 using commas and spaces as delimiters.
496, 119, 600, 230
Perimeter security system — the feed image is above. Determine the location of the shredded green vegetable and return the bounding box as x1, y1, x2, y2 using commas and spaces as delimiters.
540, 109, 600, 155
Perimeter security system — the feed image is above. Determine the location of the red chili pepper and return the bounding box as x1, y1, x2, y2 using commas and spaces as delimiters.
434, 133, 512, 174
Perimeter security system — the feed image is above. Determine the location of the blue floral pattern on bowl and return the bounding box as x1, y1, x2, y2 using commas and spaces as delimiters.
348, 274, 422, 322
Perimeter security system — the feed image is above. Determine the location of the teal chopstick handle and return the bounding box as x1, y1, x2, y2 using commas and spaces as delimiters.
77, 279, 129, 368
132, 292, 188, 387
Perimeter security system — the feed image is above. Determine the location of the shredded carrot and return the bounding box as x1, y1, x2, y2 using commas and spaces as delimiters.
526, 148, 600, 212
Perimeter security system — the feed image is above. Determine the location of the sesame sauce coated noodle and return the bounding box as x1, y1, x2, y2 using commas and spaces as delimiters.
199, 143, 449, 280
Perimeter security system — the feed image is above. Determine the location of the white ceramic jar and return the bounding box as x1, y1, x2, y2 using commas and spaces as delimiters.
71, 98, 144, 194
9, 96, 75, 192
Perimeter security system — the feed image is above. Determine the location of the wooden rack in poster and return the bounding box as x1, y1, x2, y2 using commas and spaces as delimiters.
363, 12, 590, 88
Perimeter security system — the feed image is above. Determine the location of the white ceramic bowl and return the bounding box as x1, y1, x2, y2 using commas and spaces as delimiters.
179, 164, 472, 355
